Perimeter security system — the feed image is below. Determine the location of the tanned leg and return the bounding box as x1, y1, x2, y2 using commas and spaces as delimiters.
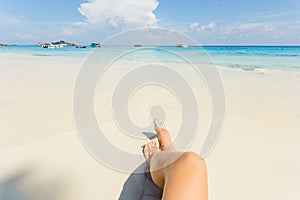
160, 152, 208, 200
145, 120, 208, 200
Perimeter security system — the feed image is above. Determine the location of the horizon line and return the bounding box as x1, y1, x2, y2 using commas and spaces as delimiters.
1, 44, 300, 47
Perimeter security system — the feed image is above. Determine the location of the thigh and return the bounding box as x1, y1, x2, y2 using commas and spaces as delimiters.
161, 152, 208, 200
150, 151, 184, 189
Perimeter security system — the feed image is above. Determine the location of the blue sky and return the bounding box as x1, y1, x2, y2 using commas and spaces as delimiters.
0, 0, 300, 45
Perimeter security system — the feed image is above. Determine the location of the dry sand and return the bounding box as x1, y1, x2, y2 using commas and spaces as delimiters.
0, 54, 299, 199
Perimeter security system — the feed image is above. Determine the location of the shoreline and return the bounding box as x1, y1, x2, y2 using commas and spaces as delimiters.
1, 51, 299, 72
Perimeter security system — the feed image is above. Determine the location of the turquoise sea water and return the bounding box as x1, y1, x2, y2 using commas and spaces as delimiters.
1, 45, 300, 71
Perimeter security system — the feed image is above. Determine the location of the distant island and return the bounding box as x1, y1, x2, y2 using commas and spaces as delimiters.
35, 40, 77, 48
0, 43, 17, 47
1, 42, 192, 48
35, 40, 101, 48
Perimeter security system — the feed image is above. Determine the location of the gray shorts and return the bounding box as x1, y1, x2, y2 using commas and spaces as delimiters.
119, 162, 163, 200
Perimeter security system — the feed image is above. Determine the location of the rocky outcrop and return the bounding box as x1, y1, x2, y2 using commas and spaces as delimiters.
0, 43, 16, 46
36, 41, 77, 47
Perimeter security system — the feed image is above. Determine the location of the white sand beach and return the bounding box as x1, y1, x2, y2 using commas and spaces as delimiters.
0, 54, 299, 199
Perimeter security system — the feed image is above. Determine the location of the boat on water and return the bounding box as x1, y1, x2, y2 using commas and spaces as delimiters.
134, 44, 142, 47
176, 43, 188, 48
42, 44, 49, 48
43, 42, 66, 48
90, 43, 101, 48
76, 45, 87, 48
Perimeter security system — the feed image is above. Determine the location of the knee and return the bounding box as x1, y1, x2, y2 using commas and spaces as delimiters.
178, 152, 206, 169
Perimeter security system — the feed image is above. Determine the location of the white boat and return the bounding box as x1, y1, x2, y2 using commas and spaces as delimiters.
50, 44, 66, 48
177, 43, 188, 48
90, 43, 101, 48
44, 42, 66, 48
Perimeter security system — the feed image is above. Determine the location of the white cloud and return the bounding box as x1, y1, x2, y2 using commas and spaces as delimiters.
72, 21, 89, 29
190, 22, 199, 30
189, 22, 216, 32
259, 24, 274, 32
216, 22, 278, 39
61, 22, 89, 37
258, 12, 286, 19
62, 29, 73, 36
201, 22, 216, 31
237, 23, 274, 32
185, 20, 300, 45
78, 0, 159, 29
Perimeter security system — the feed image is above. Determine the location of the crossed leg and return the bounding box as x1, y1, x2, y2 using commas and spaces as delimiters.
143, 121, 208, 200
150, 151, 208, 200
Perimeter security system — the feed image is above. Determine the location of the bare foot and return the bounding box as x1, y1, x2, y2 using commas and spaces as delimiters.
153, 119, 175, 151
142, 138, 161, 164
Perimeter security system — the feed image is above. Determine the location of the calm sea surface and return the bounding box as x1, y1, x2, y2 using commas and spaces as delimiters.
1, 46, 300, 70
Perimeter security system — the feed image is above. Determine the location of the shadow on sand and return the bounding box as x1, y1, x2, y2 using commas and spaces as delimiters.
0, 167, 66, 200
